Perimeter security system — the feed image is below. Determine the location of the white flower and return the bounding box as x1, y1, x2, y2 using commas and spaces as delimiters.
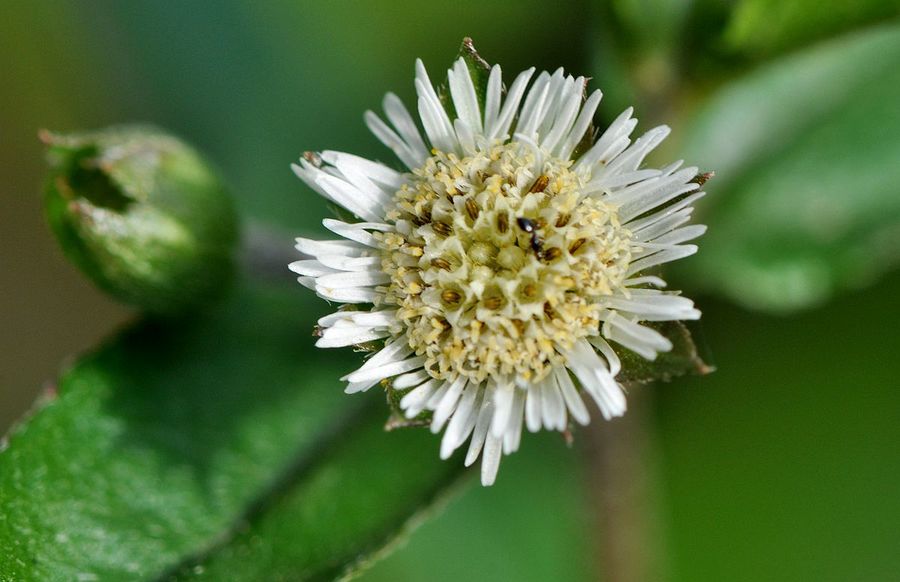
290, 55, 706, 485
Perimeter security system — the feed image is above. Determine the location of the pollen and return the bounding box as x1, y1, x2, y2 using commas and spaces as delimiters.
378, 143, 633, 384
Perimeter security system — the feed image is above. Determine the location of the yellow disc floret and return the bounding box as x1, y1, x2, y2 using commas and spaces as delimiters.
377, 143, 632, 384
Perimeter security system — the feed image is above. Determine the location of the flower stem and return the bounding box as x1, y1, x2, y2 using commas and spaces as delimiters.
583, 389, 670, 582
239, 220, 304, 281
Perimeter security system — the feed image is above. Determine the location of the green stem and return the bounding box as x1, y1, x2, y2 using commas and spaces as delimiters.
583, 388, 670, 582
239, 220, 305, 281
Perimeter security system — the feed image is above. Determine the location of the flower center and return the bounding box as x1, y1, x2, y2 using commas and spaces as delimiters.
378, 143, 632, 384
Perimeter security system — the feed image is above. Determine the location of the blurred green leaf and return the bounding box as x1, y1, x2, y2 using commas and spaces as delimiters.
726, 0, 900, 56
0, 282, 460, 580
680, 24, 900, 312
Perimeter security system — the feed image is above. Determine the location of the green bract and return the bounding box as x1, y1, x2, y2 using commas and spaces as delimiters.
42, 126, 238, 314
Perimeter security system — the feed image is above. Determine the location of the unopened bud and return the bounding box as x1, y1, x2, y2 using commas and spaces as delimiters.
42, 125, 238, 314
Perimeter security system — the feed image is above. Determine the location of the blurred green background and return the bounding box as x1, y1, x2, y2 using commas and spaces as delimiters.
2, 1, 898, 580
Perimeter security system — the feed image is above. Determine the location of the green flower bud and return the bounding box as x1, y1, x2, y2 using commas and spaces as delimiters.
42, 125, 238, 315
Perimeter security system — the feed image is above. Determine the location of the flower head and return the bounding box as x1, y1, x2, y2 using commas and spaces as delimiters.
291, 46, 706, 485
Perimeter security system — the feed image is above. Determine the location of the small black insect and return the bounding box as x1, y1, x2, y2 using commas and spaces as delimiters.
516, 217, 543, 255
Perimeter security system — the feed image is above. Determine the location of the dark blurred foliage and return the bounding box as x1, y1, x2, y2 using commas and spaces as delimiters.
2, 1, 898, 580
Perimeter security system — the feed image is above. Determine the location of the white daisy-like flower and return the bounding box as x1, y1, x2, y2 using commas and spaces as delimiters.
290, 49, 706, 486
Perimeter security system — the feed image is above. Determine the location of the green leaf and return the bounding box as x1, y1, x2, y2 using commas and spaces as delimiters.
437, 37, 492, 120
171, 413, 464, 581
0, 283, 461, 580
617, 321, 713, 384
456, 37, 491, 111
726, 0, 900, 56
679, 24, 900, 312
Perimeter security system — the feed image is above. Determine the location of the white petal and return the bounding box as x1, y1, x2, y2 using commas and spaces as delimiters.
623, 275, 668, 288
440, 382, 482, 458
651, 224, 707, 246
316, 327, 390, 348
631, 208, 694, 243
603, 293, 701, 321
606, 166, 695, 209
431, 375, 467, 433
626, 245, 698, 276
465, 398, 494, 466
626, 191, 706, 233
393, 369, 431, 390
364, 110, 423, 170
321, 150, 405, 189
401, 379, 440, 417
288, 259, 337, 277
344, 355, 425, 384
316, 254, 382, 272
448, 58, 483, 134
601, 312, 672, 360
619, 181, 698, 223
554, 366, 590, 426
322, 218, 390, 247
318, 309, 396, 328
538, 69, 569, 137
566, 340, 627, 420
516, 71, 551, 139
483, 65, 503, 135
558, 88, 602, 160
512, 132, 544, 172
587, 335, 622, 377
576, 107, 636, 171
382, 92, 429, 160
525, 380, 542, 433
490, 380, 515, 438
480, 433, 503, 486
294, 237, 367, 259
315, 284, 378, 303
325, 160, 394, 210
604, 125, 671, 175
503, 386, 527, 454
314, 173, 385, 223
454, 118, 476, 154
541, 77, 582, 154
415, 59, 457, 152
582, 168, 662, 195
426, 381, 451, 409
344, 338, 413, 379
540, 375, 567, 431
316, 270, 389, 289
488, 67, 535, 140
293, 161, 382, 222
344, 378, 381, 394
296, 276, 316, 290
